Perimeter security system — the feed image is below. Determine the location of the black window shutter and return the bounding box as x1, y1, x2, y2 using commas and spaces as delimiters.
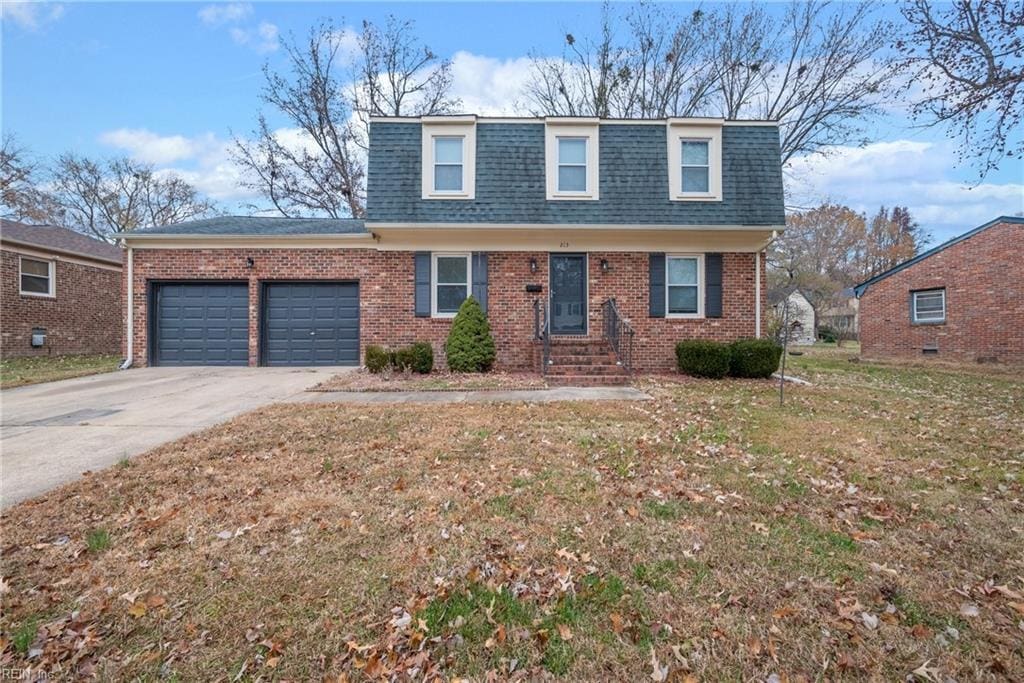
705, 253, 723, 318
414, 252, 431, 317
649, 253, 666, 317
471, 252, 488, 314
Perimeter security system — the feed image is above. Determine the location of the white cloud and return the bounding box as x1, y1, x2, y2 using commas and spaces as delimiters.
449, 51, 533, 115
98, 129, 221, 165
227, 20, 278, 53
2, 2, 65, 30
197, 3, 251, 26
330, 26, 361, 66
787, 140, 1024, 242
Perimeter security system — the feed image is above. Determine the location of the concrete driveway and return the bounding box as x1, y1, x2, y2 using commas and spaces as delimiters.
0, 366, 346, 508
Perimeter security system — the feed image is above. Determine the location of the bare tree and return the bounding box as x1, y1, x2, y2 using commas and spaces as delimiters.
353, 15, 460, 127
897, 0, 1024, 176
525, 1, 897, 163
50, 154, 217, 242
0, 134, 59, 223
524, 3, 718, 118
711, 1, 895, 163
233, 18, 458, 218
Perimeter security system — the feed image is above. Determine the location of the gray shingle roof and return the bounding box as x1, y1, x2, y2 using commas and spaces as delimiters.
129, 216, 367, 236
366, 121, 786, 225
0, 219, 123, 264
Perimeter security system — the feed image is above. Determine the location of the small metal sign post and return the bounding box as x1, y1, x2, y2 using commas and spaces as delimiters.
778, 299, 790, 407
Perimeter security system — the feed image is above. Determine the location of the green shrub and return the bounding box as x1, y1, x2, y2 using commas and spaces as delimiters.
409, 341, 434, 374
445, 297, 496, 373
817, 325, 837, 343
728, 338, 783, 378
392, 347, 415, 372
365, 345, 390, 373
675, 340, 731, 379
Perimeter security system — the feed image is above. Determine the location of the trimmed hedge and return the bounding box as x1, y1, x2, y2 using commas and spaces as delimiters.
364, 342, 434, 374
675, 340, 731, 379
728, 338, 782, 378
445, 297, 496, 373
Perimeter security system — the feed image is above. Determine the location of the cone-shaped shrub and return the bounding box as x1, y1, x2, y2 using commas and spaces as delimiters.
444, 296, 496, 372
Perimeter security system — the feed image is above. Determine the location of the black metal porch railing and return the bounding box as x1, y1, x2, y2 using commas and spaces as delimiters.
533, 298, 551, 375
601, 297, 635, 374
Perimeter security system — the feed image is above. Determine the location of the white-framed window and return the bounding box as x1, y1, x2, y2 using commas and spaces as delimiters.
432, 252, 471, 318
667, 120, 723, 201
680, 139, 710, 193
545, 120, 599, 200
912, 288, 945, 323
19, 256, 55, 297
421, 117, 476, 199
666, 254, 704, 317
433, 136, 464, 192
557, 137, 588, 192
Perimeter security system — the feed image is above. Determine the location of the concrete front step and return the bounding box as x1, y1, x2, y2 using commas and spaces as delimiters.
547, 374, 631, 387
546, 364, 628, 376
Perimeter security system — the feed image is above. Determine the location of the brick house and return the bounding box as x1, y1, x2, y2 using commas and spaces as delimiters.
119, 116, 785, 380
1, 220, 123, 359
854, 216, 1024, 364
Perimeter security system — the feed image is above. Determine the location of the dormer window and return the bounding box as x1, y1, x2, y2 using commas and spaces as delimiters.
667, 119, 722, 201
421, 117, 476, 199
557, 138, 588, 192
680, 140, 710, 193
433, 137, 464, 192
545, 119, 599, 200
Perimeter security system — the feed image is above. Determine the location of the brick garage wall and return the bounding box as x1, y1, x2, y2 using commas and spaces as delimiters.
1, 248, 122, 358
859, 221, 1024, 363
126, 248, 766, 371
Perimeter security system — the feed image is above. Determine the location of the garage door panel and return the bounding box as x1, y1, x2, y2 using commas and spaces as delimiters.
263, 282, 359, 366
153, 283, 249, 366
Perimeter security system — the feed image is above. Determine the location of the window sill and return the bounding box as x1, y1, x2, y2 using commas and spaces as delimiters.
671, 194, 722, 202
20, 292, 56, 299
431, 313, 458, 319
666, 313, 705, 320
911, 320, 946, 326
423, 192, 474, 200
547, 193, 599, 201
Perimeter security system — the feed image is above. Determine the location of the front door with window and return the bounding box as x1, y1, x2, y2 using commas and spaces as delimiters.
549, 254, 587, 335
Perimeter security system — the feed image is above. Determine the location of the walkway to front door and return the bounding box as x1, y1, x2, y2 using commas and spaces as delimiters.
550, 254, 587, 335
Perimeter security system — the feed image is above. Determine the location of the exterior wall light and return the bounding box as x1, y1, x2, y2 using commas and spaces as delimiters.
600, 258, 610, 273
246, 256, 255, 269
529, 258, 538, 273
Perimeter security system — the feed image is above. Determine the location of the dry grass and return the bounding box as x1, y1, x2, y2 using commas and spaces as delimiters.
0, 354, 120, 390
314, 370, 547, 392
2, 347, 1022, 680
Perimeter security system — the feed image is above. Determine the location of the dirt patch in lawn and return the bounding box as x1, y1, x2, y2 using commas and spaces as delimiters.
313, 370, 548, 392
0, 354, 121, 389
1, 356, 1022, 680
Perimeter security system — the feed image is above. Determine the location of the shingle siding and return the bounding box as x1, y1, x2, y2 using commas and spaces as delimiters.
366, 122, 785, 225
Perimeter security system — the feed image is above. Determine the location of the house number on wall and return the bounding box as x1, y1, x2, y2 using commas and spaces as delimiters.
559, 242, 570, 248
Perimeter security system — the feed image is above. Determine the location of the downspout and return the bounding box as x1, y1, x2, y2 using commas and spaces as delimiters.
119, 245, 134, 370
755, 249, 762, 338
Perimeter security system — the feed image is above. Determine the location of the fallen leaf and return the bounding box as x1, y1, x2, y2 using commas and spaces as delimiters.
128, 601, 147, 618
860, 612, 879, 630
959, 602, 980, 618
610, 613, 624, 633
649, 647, 668, 682
557, 623, 573, 641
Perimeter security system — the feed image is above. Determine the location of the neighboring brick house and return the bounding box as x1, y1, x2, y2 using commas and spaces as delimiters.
1, 220, 123, 358
854, 217, 1023, 364
119, 116, 785, 381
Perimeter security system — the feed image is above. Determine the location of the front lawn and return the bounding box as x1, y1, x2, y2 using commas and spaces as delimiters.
1, 349, 1022, 680
314, 370, 547, 392
0, 353, 121, 389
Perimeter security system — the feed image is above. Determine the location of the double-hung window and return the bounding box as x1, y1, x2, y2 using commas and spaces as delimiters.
667, 120, 722, 201
433, 253, 471, 317
19, 257, 55, 297
912, 288, 945, 323
666, 255, 703, 317
433, 136, 464, 192
680, 140, 710, 193
421, 117, 476, 199
557, 137, 588, 193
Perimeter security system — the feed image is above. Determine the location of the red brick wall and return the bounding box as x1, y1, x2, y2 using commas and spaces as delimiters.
859, 221, 1024, 363
126, 248, 767, 371
1, 248, 122, 358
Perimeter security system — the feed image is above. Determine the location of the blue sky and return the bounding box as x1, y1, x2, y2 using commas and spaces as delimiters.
3, 1, 1022, 243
